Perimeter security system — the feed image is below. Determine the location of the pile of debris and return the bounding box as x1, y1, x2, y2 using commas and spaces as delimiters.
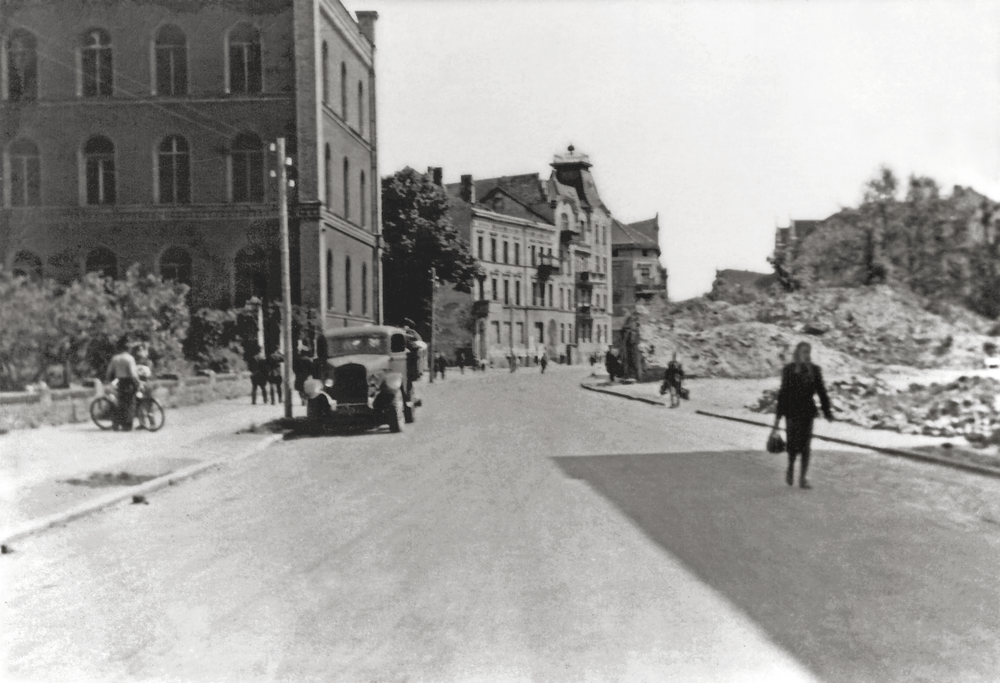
639, 285, 997, 377
748, 375, 1000, 442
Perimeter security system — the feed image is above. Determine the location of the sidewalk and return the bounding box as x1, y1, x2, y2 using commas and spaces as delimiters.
582, 376, 973, 452
0, 397, 298, 536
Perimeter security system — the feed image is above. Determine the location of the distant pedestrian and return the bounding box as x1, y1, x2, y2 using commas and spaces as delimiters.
457, 350, 465, 374
509, 355, 517, 373
105, 337, 140, 431
266, 351, 284, 405
773, 341, 833, 489
660, 354, 685, 408
540, 354, 548, 374
249, 351, 268, 405
435, 353, 447, 380
605, 347, 618, 383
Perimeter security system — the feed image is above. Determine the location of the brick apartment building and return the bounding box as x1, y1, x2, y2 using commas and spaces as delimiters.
611, 215, 666, 341
1, 0, 381, 333
430, 145, 616, 367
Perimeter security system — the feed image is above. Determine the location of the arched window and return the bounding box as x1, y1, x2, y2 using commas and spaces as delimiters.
361, 262, 367, 316
6, 30, 37, 101
560, 214, 569, 232
344, 256, 352, 314
324, 143, 332, 208
154, 25, 187, 96
85, 247, 117, 279
325, 249, 334, 310
359, 171, 366, 227
81, 28, 112, 97
342, 156, 349, 219
159, 246, 192, 285
321, 41, 329, 105
227, 23, 261, 94
157, 135, 190, 204
231, 132, 263, 202
9, 138, 40, 206
12, 250, 42, 279
84, 136, 115, 205
339, 61, 346, 118
234, 246, 268, 306
357, 80, 364, 133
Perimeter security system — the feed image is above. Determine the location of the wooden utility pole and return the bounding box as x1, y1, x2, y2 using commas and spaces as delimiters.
276, 137, 294, 419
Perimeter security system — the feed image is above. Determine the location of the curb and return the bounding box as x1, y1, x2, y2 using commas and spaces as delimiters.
694, 409, 1000, 480
580, 383, 666, 407
0, 432, 284, 547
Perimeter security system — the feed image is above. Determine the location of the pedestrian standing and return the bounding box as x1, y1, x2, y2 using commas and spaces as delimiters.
605, 347, 618, 383
773, 341, 833, 489
540, 353, 548, 374
660, 353, 685, 408
105, 337, 140, 431
249, 350, 268, 405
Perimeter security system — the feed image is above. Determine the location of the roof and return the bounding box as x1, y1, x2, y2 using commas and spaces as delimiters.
444, 173, 555, 223
612, 216, 660, 248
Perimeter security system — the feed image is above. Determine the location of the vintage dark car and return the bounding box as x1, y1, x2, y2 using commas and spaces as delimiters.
304, 325, 425, 432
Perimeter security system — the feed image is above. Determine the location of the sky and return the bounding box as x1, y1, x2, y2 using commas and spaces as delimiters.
344, 0, 1000, 300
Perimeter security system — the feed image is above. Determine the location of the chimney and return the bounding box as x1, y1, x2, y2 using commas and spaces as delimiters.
426, 167, 443, 186
460, 174, 475, 204
355, 11, 378, 46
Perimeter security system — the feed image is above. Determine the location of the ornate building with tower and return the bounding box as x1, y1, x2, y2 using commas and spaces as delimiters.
431, 145, 616, 367
1, 0, 380, 337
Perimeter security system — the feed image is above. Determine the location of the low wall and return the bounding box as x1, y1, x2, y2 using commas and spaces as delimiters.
0, 372, 253, 432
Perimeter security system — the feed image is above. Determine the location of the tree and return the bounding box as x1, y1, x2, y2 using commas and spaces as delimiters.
858, 165, 899, 285
381, 168, 480, 340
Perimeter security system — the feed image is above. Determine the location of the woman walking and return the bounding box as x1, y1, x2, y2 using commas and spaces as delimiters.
773, 342, 833, 489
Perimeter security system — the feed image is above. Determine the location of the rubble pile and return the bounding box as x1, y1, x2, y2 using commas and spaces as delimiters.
639, 285, 997, 378
749, 375, 1000, 442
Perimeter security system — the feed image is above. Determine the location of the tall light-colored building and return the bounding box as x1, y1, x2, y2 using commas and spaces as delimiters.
433, 145, 615, 366
1, 0, 380, 333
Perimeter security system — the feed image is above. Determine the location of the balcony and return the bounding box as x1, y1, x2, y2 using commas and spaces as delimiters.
635, 281, 667, 297
576, 271, 607, 287
536, 253, 561, 281
576, 303, 593, 319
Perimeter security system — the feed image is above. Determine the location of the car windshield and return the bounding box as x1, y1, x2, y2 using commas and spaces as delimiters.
326, 334, 388, 357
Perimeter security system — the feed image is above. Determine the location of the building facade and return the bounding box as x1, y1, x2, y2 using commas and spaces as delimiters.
611, 215, 666, 341
433, 146, 615, 367
0, 0, 380, 334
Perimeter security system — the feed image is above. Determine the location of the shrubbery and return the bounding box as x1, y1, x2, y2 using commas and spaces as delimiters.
0, 265, 190, 391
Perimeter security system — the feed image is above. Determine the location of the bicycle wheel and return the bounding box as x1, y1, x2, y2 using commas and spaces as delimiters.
143, 399, 166, 432
90, 397, 115, 430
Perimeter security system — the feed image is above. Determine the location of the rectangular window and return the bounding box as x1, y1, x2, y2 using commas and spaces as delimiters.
477, 235, 484, 260
535, 322, 544, 344
503, 322, 512, 345
491, 278, 498, 301
569, 323, 573, 342
532, 283, 538, 306
503, 241, 509, 264
492, 321, 501, 345
530, 245, 536, 266
491, 238, 497, 262
514, 243, 520, 266
516, 322, 524, 345
478, 280, 484, 300
548, 283, 553, 308
560, 289, 564, 310
560, 323, 565, 343
503, 280, 509, 304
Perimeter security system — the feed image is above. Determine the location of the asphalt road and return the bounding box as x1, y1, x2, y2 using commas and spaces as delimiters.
3, 367, 1000, 682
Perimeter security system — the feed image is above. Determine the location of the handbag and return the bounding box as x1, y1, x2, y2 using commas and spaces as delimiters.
766, 428, 786, 454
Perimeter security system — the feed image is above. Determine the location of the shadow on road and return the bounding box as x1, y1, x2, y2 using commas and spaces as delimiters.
553, 450, 1000, 683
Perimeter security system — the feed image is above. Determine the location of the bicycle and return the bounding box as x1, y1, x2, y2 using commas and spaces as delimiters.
90, 384, 165, 432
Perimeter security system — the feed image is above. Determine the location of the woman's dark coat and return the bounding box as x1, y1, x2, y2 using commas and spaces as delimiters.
776, 362, 833, 420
